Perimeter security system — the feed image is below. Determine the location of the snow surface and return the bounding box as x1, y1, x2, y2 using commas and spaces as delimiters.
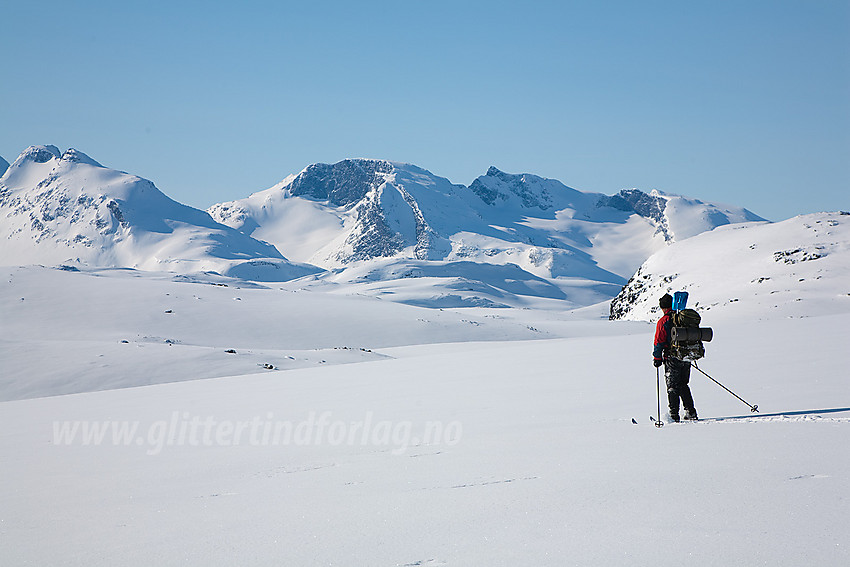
2, 258, 849, 565
0, 265, 561, 401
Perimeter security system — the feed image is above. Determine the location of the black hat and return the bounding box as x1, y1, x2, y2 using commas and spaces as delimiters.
659, 293, 673, 309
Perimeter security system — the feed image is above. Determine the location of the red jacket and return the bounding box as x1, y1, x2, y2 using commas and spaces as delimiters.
653, 308, 673, 361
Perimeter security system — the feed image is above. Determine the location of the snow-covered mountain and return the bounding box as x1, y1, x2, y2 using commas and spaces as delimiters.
0, 145, 319, 281
610, 211, 850, 321
209, 159, 763, 285
210, 160, 467, 267
1, 146, 767, 307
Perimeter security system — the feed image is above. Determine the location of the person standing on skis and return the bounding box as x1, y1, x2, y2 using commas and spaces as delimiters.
653, 293, 698, 422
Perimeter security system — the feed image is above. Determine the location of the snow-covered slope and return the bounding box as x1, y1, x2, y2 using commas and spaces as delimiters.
610, 212, 850, 321
0, 146, 319, 281
296, 257, 622, 310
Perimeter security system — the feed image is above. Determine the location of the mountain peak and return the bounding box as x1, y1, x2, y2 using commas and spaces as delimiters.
470, 167, 560, 210
6, 146, 102, 169
482, 166, 536, 185
1, 145, 63, 188
597, 188, 667, 221
2, 146, 107, 192
60, 148, 102, 167
15, 145, 61, 165
287, 159, 395, 207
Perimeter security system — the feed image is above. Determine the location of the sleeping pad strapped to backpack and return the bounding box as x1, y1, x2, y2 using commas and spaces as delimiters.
669, 308, 713, 361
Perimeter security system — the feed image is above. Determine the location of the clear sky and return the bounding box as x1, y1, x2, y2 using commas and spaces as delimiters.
2, 0, 848, 221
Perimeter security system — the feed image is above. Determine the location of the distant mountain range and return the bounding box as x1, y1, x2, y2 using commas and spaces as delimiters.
208, 158, 762, 277
1, 145, 766, 307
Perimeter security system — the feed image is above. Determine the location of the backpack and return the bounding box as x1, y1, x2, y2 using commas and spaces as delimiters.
670, 307, 713, 361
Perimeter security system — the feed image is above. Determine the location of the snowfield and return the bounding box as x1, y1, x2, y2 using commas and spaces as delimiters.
1, 264, 849, 566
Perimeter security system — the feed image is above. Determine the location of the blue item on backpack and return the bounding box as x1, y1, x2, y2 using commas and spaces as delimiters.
672, 291, 688, 311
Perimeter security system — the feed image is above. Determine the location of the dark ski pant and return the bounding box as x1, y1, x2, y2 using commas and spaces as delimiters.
664, 357, 696, 417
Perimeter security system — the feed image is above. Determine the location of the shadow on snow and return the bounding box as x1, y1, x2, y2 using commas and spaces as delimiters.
705, 407, 850, 422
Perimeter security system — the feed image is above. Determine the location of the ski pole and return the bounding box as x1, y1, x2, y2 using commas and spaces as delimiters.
692, 362, 759, 413
655, 366, 664, 427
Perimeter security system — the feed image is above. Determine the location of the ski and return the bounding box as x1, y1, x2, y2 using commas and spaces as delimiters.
651, 415, 702, 425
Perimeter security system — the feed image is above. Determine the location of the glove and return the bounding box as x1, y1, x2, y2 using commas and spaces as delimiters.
653, 358, 663, 368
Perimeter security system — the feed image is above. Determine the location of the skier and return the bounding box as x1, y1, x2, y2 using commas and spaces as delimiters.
653, 293, 698, 422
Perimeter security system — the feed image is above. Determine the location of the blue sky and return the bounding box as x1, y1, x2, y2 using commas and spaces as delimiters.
2, 0, 847, 221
